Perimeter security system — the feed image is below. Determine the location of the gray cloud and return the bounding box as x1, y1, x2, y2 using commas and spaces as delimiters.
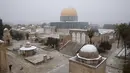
0, 0, 130, 24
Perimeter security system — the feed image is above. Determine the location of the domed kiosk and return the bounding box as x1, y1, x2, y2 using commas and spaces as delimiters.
69, 44, 106, 73
19, 42, 37, 56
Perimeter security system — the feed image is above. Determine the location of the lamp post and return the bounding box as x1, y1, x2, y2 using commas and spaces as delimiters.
124, 41, 127, 63
124, 40, 130, 63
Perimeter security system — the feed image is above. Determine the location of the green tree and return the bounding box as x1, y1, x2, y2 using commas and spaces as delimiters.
98, 41, 112, 53
87, 29, 94, 44
115, 23, 128, 48
123, 60, 130, 73
3, 24, 12, 30
99, 41, 112, 50
115, 23, 130, 62
0, 19, 3, 39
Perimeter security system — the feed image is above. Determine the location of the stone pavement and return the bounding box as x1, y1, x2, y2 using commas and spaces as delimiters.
7, 40, 69, 73
47, 64, 69, 73
105, 42, 124, 73
8, 51, 36, 73
7, 40, 125, 73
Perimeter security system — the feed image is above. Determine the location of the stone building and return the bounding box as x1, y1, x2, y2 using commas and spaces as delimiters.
69, 29, 88, 44
69, 28, 115, 46
43, 25, 56, 34
50, 8, 89, 29
0, 40, 8, 73
3, 28, 12, 45
69, 44, 106, 73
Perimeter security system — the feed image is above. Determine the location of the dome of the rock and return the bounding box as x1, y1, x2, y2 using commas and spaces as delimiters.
60, 8, 78, 21
61, 8, 77, 16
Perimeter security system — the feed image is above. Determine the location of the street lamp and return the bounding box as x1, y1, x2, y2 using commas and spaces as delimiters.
124, 40, 130, 63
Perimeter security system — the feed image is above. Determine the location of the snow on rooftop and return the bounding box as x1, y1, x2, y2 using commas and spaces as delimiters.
98, 29, 114, 34
4, 28, 8, 31
80, 44, 97, 53
20, 46, 37, 51
21, 27, 26, 30
0, 40, 4, 43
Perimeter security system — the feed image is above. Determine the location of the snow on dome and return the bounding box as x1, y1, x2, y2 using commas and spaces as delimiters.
80, 44, 97, 53
26, 41, 31, 45
21, 27, 26, 30
20, 46, 36, 51
25, 41, 31, 48
78, 44, 99, 59
4, 28, 8, 31
0, 40, 4, 43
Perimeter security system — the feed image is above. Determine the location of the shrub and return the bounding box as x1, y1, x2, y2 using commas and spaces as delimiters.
99, 41, 112, 50
123, 61, 130, 73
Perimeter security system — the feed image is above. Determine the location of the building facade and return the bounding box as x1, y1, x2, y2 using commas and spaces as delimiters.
50, 22, 89, 29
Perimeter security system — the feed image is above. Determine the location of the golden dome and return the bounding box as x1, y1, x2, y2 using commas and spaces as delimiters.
61, 8, 77, 16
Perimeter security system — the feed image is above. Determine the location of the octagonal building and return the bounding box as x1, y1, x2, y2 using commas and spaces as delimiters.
50, 8, 89, 29
69, 44, 106, 73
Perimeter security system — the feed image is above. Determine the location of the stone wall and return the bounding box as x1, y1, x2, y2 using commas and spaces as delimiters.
69, 57, 106, 73
0, 45, 8, 73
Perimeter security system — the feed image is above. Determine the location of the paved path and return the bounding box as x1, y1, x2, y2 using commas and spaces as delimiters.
8, 51, 36, 73
106, 41, 123, 73
7, 40, 69, 73
7, 40, 125, 73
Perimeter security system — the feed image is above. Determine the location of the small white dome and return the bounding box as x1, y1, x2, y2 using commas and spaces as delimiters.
25, 42, 31, 47
78, 44, 99, 58
0, 40, 4, 43
80, 44, 97, 53
21, 27, 26, 30
26, 42, 31, 45
4, 28, 8, 31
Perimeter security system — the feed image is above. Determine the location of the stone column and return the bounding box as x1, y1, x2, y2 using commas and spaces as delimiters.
69, 31, 72, 41
43, 54, 47, 63
43, 27, 45, 33
85, 33, 87, 44
80, 33, 82, 43
75, 32, 77, 42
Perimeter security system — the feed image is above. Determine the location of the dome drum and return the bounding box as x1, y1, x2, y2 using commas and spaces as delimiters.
77, 58, 101, 65
76, 53, 102, 65
79, 51, 99, 59
60, 16, 78, 21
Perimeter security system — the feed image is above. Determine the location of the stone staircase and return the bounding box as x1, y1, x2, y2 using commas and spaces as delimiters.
60, 41, 84, 56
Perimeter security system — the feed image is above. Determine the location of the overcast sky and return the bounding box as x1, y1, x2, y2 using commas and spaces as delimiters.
0, 0, 130, 24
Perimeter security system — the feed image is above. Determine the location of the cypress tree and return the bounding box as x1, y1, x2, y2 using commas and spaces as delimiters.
0, 19, 3, 39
